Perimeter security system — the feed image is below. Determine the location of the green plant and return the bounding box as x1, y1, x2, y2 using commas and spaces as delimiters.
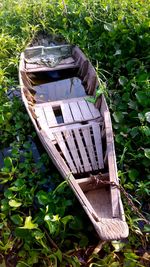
0, 0, 150, 266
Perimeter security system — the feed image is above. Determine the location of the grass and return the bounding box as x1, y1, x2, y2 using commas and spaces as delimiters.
0, 0, 150, 266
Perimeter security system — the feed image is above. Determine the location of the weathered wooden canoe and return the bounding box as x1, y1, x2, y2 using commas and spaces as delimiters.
19, 44, 129, 240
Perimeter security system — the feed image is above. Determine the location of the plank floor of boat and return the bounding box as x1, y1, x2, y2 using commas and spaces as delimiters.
86, 188, 112, 218
34, 97, 104, 174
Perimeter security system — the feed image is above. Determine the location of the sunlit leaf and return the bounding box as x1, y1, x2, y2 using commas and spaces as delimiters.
114, 49, 121, 56
20, 216, 38, 229
113, 112, 124, 123
145, 112, 150, 123
51, 214, 60, 222
9, 199, 22, 208
144, 148, 150, 159
111, 240, 125, 252
104, 23, 113, 31
118, 76, 128, 86
84, 16, 93, 27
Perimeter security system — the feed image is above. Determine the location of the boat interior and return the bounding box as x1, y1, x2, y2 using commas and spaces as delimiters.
20, 45, 128, 240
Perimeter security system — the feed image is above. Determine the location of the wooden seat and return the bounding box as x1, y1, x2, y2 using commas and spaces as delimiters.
54, 124, 104, 174
34, 97, 104, 174
34, 97, 101, 128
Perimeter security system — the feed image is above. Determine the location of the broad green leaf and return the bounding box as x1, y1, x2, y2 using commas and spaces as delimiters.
27, 250, 39, 265
135, 92, 150, 107
16, 262, 29, 267
4, 189, 14, 199
124, 252, 139, 260
61, 215, 74, 226
114, 49, 121, 56
15, 228, 31, 240
33, 230, 44, 240
44, 214, 58, 234
111, 240, 125, 252
4, 157, 13, 169
84, 16, 93, 27
110, 262, 120, 267
104, 23, 113, 32
54, 249, 62, 263
0, 172, 12, 184
14, 179, 25, 187
0, 223, 4, 229
128, 169, 139, 182
36, 190, 49, 205
51, 214, 60, 222
79, 235, 89, 247
118, 76, 128, 86
144, 149, 150, 159
113, 112, 124, 123
11, 214, 23, 225
9, 199, 22, 208
0, 114, 4, 124
140, 126, 150, 137
20, 216, 38, 229
143, 224, 150, 233
85, 96, 95, 104
1, 199, 9, 211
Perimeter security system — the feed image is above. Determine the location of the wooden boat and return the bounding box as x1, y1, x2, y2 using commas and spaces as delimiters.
19, 44, 129, 240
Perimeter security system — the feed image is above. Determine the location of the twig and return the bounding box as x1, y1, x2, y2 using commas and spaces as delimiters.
41, 225, 59, 250
87, 241, 106, 264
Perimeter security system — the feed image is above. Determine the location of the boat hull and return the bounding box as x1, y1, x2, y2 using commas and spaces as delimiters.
19, 44, 129, 240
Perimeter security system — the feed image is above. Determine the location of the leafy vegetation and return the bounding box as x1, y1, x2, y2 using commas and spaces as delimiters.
0, 0, 150, 266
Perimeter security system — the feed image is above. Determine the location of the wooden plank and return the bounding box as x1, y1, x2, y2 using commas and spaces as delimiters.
34, 96, 85, 108
76, 173, 109, 185
86, 101, 101, 118
34, 106, 54, 140
34, 107, 46, 125
73, 128, 91, 172
100, 95, 109, 116
51, 123, 81, 133
77, 100, 93, 120
51, 121, 103, 133
92, 124, 104, 169
69, 102, 83, 121
25, 63, 77, 72
43, 105, 57, 127
81, 126, 98, 170
54, 132, 77, 174
68, 175, 100, 222
107, 142, 120, 217
104, 111, 113, 143
63, 130, 83, 173
61, 103, 74, 123
104, 110, 120, 217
